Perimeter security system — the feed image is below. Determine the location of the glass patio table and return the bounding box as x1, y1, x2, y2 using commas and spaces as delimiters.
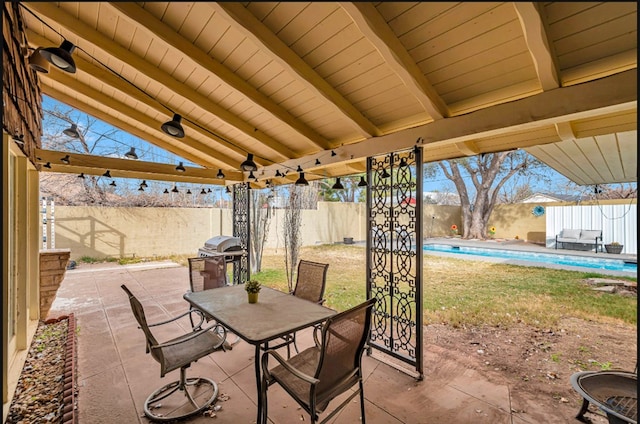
183, 285, 336, 423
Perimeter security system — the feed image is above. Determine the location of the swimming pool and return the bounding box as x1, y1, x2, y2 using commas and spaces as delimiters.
423, 244, 637, 274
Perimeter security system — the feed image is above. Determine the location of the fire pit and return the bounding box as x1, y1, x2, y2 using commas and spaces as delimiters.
570, 370, 637, 424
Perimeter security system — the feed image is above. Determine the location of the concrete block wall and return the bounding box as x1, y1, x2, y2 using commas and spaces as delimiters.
39, 249, 70, 319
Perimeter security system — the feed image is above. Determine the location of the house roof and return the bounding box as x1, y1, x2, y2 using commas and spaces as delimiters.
20, 2, 637, 187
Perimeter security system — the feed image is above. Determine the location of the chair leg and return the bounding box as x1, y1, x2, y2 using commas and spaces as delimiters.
359, 380, 366, 424
260, 377, 269, 424
144, 367, 219, 421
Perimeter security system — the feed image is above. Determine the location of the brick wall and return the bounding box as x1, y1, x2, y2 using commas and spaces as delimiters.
39, 249, 70, 319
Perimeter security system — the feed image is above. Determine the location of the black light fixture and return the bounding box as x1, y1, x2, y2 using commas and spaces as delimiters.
399, 157, 408, 168
77, 173, 85, 179
138, 185, 145, 191
186, 189, 192, 194
40, 40, 77, 73
43, 162, 52, 169
331, 150, 337, 157
332, 177, 344, 190
358, 176, 368, 187
266, 179, 272, 187
163, 188, 169, 194
315, 158, 321, 165
175, 162, 186, 172
60, 154, 70, 164
28, 47, 50, 73
216, 169, 225, 179
275, 170, 282, 177
161, 114, 185, 138
296, 165, 303, 173
240, 153, 257, 171
207, 188, 212, 193
225, 186, 231, 194
140, 180, 148, 188
109, 180, 117, 187
103, 170, 112, 178
171, 185, 179, 193
200, 188, 207, 195
381, 169, 391, 179
295, 172, 309, 186
248, 170, 257, 180
63, 123, 80, 138
124, 147, 139, 160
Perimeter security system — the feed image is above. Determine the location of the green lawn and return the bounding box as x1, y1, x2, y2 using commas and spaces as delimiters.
252, 244, 637, 329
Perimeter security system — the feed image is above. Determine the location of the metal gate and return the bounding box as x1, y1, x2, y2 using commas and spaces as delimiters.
232, 182, 250, 285
366, 147, 423, 379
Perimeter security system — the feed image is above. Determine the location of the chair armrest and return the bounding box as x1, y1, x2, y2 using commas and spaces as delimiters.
155, 322, 227, 349
261, 349, 320, 385
147, 309, 194, 328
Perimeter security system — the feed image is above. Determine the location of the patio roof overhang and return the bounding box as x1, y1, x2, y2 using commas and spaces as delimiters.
21, 2, 637, 187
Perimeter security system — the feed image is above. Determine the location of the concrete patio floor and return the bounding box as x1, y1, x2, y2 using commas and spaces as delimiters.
46, 255, 608, 424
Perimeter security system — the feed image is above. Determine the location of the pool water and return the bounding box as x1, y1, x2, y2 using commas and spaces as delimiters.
423, 244, 637, 274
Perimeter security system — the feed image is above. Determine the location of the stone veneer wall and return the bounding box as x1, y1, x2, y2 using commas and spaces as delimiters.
39, 249, 71, 320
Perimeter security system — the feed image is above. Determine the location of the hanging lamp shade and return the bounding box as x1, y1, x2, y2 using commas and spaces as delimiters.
43, 162, 52, 169
240, 153, 257, 171
332, 177, 344, 190
331, 150, 337, 157
216, 169, 225, 179
163, 188, 169, 194
381, 169, 391, 179
138, 186, 145, 191
186, 189, 192, 194
207, 188, 212, 193
109, 180, 117, 187
295, 172, 309, 186
103, 170, 112, 178
28, 48, 50, 73
161, 114, 185, 138
200, 188, 207, 195
77, 173, 85, 179
225, 186, 231, 194
124, 147, 138, 160
399, 158, 408, 168
60, 154, 70, 164
63, 123, 80, 138
140, 180, 148, 188
171, 185, 179, 193
358, 176, 368, 187
175, 162, 186, 172
40, 40, 77, 73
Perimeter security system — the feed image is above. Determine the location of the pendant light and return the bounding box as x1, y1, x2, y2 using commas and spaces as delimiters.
216, 169, 225, 179
240, 153, 258, 171
60, 154, 70, 164
28, 47, 50, 73
175, 162, 186, 172
358, 176, 368, 187
161, 114, 185, 138
381, 169, 391, 179
103, 170, 112, 178
332, 177, 344, 190
163, 188, 169, 194
295, 172, 309, 186
40, 40, 77, 73
140, 180, 148, 188
63, 123, 80, 138
124, 147, 139, 160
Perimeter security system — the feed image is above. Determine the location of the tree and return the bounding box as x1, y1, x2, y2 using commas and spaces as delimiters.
249, 188, 273, 273
437, 151, 548, 239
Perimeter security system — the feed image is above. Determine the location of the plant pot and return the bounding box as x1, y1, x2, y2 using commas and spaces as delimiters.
247, 292, 259, 303
605, 244, 623, 254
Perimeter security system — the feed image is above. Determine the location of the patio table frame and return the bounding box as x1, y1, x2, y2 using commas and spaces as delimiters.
183, 285, 336, 423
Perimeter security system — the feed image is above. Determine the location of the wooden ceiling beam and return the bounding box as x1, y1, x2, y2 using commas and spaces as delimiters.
35, 149, 243, 184
23, 2, 296, 161
40, 80, 237, 170
340, 2, 448, 120
210, 2, 382, 139
108, 2, 330, 152
513, 2, 560, 91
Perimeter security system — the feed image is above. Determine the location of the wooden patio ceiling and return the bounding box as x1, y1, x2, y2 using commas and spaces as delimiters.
21, 2, 637, 187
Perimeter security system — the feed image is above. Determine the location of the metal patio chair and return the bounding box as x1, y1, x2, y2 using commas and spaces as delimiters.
270, 259, 329, 358
261, 297, 376, 424
121, 284, 227, 422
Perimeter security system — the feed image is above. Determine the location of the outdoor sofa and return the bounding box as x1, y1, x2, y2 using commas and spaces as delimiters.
555, 229, 603, 253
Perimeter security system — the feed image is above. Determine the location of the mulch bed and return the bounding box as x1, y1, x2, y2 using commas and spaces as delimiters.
6, 314, 77, 424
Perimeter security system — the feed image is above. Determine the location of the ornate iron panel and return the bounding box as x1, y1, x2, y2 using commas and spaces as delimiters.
367, 147, 423, 378
232, 183, 250, 285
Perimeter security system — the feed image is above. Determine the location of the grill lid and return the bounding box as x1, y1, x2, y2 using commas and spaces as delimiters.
203, 235, 242, 252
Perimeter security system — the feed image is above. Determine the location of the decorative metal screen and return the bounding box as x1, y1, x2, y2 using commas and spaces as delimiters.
232, 183, 250, 285
366, 147, 423, 378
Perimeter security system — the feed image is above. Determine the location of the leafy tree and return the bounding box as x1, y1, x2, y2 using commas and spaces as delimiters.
436, 151, 549, 239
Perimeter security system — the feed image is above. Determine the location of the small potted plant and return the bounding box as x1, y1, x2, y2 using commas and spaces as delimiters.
244, 280, 261, 303
450, 224, 459, 237
488, 226, 496, 239
605, 241, 623, 254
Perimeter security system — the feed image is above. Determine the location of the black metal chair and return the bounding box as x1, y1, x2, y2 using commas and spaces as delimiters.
269, 260, 329, 358
261, 297, 376, 424
121, 284, 227, 421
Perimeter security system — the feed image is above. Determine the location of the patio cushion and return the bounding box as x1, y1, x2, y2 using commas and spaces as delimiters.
561, 229, 581, 239
579, 230, 601, 240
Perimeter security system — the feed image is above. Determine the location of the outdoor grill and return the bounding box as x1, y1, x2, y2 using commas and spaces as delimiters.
197, 235, 245, 263
571, 370, 637, 424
